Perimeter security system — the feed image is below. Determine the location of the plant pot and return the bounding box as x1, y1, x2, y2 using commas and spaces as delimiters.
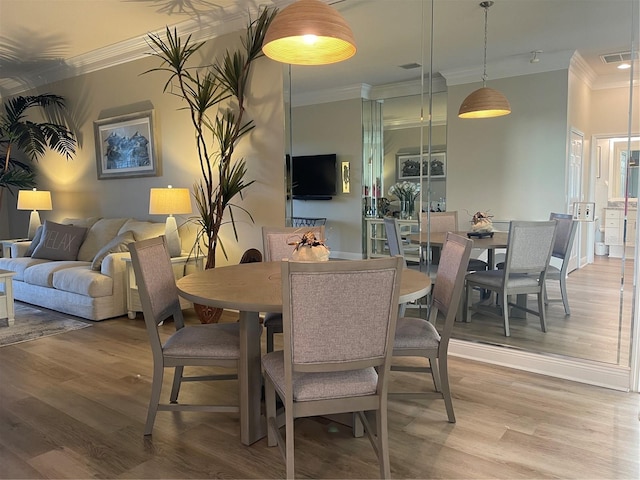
194, 303, 223, 324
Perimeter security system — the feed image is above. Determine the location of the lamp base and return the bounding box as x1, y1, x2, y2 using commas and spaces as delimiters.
27, 211, 42, 240
164, 216, 182, 257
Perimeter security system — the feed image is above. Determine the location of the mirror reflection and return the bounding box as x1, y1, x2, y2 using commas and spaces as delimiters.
288, 0, 637, 369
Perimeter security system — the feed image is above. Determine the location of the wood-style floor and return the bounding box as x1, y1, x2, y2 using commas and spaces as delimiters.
0, 306, 638, 479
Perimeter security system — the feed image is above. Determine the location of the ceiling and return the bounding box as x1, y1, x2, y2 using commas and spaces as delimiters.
0, 0, 636, 99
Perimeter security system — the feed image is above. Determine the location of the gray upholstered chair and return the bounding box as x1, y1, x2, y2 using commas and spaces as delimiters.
465, 221, 557, 336
128, 236, 241, 436
262, 257, 403, 479
391, 233, 472, 423
261, 225, 325, 353
545, 213, 578, 315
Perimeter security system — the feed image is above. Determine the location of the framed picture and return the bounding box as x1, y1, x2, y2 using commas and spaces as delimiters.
341, 161, 350, 193
94, 110, 159, 179
397, 152, 446, 179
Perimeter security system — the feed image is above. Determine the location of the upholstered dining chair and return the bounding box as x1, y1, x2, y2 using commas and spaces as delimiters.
129, 236, 241, 436
545, 213, 578, 315
465, 221, 557, 337
391, 233, 472, 423
262, 256, 403, 479
261, 225, 325, 353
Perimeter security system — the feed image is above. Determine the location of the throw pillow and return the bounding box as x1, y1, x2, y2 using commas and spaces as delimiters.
31, 220, 88, 261
24, 225, 44, 257
91, 230, 136, 270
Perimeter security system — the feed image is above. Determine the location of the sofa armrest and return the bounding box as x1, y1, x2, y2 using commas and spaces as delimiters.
101, 251, 130, 278
11, 241, 32, 258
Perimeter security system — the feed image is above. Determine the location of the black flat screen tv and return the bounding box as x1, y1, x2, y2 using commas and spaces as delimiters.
291, 154, 337, 200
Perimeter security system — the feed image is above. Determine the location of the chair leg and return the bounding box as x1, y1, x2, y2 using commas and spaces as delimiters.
144, 364, 164, 435
377, 407, 391, 479
429, 356, 442, 392
169, 366, 184, 403
439, 355, 455, 423
502, 289, 510, 337
538, 293, 547, 332
285, 409, 295, 479
266, 328, 275, 353
465, 282, 473, 323
265, 377, 278, 447
560, 276, 570, 315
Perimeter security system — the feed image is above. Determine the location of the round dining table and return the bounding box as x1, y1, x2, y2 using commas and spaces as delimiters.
176, 260, 431, 446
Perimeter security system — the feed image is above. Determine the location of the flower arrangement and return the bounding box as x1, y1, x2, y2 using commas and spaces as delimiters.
388, 181, 420, 202
288, 231, 330, 262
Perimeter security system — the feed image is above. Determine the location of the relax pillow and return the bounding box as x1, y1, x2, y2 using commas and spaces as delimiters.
24, 225, 44, 257
31, 220, 87, 261
91, 230, 136, 270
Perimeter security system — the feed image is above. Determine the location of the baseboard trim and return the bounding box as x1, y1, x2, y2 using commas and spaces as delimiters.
449, 339, 631, 391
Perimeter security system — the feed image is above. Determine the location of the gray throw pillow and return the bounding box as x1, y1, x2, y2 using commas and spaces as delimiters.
91, 230, 136, 270
24, 225, 44, 257
31, 220, 88, 261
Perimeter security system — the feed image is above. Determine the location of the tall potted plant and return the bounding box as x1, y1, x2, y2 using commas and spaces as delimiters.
145, 8, 277, 322
0, 94, 77, 212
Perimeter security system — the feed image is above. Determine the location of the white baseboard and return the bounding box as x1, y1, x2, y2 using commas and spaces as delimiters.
449, 339, 631, 391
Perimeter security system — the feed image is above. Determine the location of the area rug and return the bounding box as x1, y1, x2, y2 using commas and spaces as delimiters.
0, 302, 92, 347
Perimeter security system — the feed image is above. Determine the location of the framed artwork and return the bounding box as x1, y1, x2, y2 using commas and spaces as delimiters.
397, 152, 446, 179
94, 110, 159, 179
341, 161, 350, 193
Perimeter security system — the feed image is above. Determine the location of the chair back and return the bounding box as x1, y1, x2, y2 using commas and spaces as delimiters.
128, 236, 184, 359
422, 211, 458, 233
262, 226, 325, 261
281, 257, 403, 375
503, 221, 557, 278
549, 212, 578, 261
383, 217, 408, 266
431, 233, 473, 339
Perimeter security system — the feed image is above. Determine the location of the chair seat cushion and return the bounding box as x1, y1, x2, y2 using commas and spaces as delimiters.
467, 258, 488, 271
164, 323, 243, 359
394, 317, 440, 350
262, 350, 378, 401
466, 270, 540, 289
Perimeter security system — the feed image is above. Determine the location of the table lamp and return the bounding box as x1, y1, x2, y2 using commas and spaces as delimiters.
149, 185, 192, 257
17, 189, 52, 239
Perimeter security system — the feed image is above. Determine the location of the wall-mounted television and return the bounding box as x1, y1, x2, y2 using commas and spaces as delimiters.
291, 154, 337, 200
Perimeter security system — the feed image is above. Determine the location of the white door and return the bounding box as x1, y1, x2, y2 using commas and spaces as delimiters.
567, 129, 583, 272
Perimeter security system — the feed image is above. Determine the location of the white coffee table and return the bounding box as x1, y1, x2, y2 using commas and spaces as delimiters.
0, 269, 16, 326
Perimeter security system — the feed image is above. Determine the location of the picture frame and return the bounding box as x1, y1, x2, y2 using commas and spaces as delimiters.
397, 152, 446, 180
94, 110, 159, 179
341, 161, 350, 193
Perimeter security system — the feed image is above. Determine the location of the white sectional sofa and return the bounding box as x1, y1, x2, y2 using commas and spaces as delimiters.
0, 217, 171, 321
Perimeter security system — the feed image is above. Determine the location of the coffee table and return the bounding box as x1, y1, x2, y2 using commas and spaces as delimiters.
0, 269, 16, 326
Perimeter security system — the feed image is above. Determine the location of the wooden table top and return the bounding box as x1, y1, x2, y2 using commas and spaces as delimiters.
177, 260, 431, 313
409, 231, 509, 249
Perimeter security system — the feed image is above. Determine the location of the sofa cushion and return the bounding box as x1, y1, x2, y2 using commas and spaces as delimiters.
52, 266, 114, 298
31, 221, 88, 261
22, 260, 91, 287
91, 230, 135, 270
61, 216, 102, 229
118, 219, 166, 243
77, 218, 129, 262
24, 225, 43, 256
0, 257, 51, 281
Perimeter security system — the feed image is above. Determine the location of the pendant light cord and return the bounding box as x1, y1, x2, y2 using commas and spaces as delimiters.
482, 1, 490, 87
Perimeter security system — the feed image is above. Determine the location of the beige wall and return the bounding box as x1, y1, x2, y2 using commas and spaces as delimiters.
4, 31, 286, 265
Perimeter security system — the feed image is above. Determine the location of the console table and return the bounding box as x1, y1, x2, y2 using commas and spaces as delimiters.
0, 269, 16, 326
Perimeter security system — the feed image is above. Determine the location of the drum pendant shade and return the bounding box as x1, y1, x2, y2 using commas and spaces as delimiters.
262, 0, 356, 65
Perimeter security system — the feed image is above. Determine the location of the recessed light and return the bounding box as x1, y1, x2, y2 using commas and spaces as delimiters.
618, 63, 632, 70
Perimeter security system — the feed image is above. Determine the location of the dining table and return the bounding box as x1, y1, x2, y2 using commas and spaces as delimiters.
176, 259, 431, 446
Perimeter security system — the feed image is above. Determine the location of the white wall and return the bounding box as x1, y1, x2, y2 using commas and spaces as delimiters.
3, 30, 286, 265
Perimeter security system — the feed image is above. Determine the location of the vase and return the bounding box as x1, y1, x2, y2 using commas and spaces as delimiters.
401, 199, 415, 219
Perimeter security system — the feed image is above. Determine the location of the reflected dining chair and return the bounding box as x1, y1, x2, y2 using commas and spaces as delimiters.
262, 257, 403, 479
465, 221, 557, 337
545, 213, 578, 315
129, 236, 241, 436
391, 233, 472, 423
261, 225, 325, 353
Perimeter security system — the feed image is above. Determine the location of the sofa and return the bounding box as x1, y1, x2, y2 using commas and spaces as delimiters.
0, 217, 172, 321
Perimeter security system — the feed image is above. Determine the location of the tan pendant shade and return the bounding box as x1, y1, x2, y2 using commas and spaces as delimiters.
262, 0, 356, 65
458, 87, 511, 119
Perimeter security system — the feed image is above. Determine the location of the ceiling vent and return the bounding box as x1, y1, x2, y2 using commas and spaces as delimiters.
600, 51, 638, 64
399, 62, 421, 70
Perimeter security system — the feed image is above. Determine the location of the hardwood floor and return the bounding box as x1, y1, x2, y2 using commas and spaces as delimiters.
0, 307, 638, 479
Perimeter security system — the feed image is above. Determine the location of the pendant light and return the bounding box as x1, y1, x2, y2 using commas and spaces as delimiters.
262, 0, 356, 65
458, 1, 511, 119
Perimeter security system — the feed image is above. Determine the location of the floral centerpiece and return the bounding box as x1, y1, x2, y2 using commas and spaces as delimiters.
388, 181, 420, 219
289, 231, 330, 262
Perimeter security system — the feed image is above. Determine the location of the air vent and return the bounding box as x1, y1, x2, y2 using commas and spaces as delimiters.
600, 51, 639, 64
399, 62, 421, 70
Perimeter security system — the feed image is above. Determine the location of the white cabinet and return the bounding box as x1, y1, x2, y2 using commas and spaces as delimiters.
365, 218, 420, 262
604, 208, 636, 258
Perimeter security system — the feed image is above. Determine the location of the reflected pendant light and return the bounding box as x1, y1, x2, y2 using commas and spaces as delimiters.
458, 1, 511, 119
262, 0, 356, 65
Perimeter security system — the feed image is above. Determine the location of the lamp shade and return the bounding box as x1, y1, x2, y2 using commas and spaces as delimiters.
149, 187, 192, 215
458, 87, 511, 119
262, 0, 356, 65
17, 189, 52, 211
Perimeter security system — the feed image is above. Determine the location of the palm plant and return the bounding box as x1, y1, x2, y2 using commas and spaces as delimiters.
144, 7, 277, 271
0, 94, 77, 211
